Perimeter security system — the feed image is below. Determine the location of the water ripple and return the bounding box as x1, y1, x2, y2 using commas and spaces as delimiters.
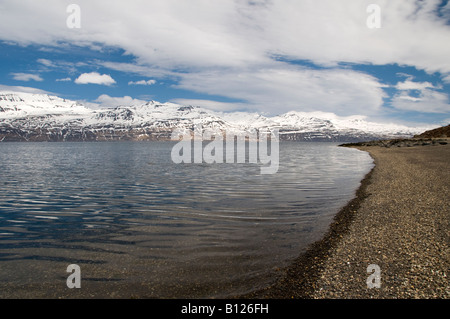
0, 141, 373, 297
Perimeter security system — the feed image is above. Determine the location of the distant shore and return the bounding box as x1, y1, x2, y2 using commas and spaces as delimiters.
246, 142, 449, 299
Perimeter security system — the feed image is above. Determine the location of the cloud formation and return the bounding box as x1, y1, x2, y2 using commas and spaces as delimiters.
74, 72, 116, 86
1, 1, 448, 71
392, 80, 450, 113
395, 80, 436, 91
128, 79, 156, 86
0, 84, 51, 94
175, 66, 388, 116
11, 73, 43, 82
0, 0, 449, 119
56, 77, 72, 82
94, 94, 146, 107
442, 74, 450, 84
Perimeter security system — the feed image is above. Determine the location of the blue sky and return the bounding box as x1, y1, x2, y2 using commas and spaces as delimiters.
0, 0, 449, 126
0, 43, 210, 104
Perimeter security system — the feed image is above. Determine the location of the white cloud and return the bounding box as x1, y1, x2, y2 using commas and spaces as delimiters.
392, 89, 450, 113
36, 58, 79, 73
442, 74, 450, 84
96, 61, 177, 79
94, 94, 146, 107
392, 79, 450, 113
56, 77, 72, 82
74, 72, 116, 86
1, 0, 450, 120
175, 65, 388, 116
396, 73, 414, 80
0, 84, 51, 94
1, 1, 449, 73
37, 58, 54, 67
128, 79, 156, 86
395, 80, 435, 91
11, 73, 43, 82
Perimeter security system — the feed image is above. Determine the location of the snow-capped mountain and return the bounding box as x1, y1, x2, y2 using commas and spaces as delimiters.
0, 91, 431, 142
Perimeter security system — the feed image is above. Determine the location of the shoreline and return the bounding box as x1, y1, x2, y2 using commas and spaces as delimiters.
0, 142, 447, 299
243, 143, 449, 299
240, 146, 376, 299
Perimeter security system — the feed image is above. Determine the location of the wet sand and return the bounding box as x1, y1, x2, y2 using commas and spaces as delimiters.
247, 143, 449, 299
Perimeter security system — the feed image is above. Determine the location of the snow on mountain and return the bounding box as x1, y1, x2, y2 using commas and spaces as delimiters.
214, 111, 277, 130
0, 92, 90, 118
0, 91, 431, 142
271, 111, 425, 137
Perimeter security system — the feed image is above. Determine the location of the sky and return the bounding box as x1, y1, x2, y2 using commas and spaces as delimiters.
0, 0, 449, 126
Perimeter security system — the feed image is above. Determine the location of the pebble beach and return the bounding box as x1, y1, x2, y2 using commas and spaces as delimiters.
248, 142, 449, 299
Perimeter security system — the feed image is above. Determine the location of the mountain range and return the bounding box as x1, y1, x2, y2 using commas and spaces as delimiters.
0, 91, 433, 142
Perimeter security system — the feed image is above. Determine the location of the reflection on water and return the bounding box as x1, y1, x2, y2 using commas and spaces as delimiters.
0, 141, 373, 298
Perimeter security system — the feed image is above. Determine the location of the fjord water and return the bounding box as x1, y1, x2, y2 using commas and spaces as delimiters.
0, 142, 373, 298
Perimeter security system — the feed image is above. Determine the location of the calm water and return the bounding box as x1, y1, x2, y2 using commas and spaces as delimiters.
0, 141, 373, 298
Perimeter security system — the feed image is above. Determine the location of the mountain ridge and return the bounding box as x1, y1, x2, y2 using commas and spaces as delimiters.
0, 91, 434, 142
414, 124, 450, 138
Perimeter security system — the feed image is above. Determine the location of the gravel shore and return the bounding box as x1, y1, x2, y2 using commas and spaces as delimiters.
248, 143, 449, 299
